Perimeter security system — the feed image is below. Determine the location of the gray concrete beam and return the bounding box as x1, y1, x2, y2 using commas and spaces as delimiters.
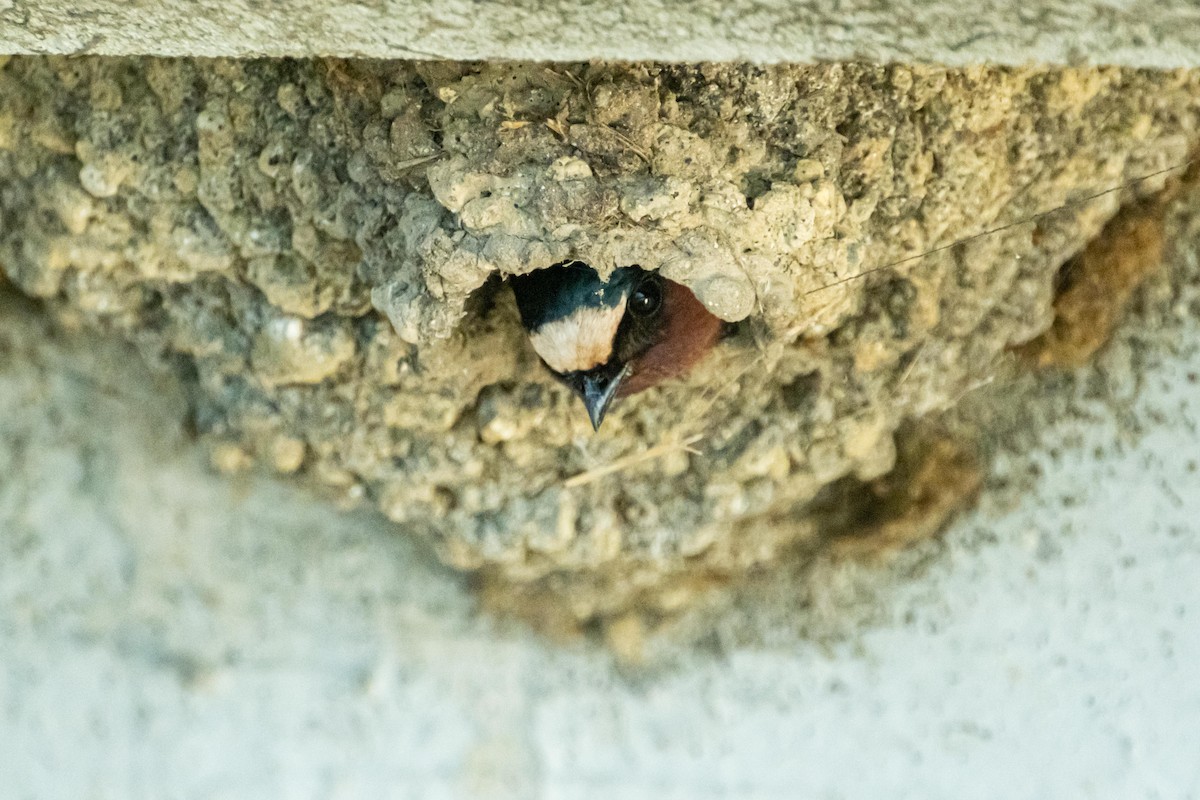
1, 0, 1199, 66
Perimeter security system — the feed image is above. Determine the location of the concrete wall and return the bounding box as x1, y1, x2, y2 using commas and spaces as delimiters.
1, 0, 1199, 66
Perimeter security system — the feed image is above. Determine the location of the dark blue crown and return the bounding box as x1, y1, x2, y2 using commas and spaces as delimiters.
510, 262, 642, 332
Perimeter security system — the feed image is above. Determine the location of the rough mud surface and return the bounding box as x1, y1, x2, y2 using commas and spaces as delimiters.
1, 57, 1198, 622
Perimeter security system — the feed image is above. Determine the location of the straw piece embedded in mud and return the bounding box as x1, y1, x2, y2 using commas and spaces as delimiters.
564, 434, 704, 488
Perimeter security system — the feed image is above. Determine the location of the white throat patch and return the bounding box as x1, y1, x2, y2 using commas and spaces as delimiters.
528, 298, 627, 373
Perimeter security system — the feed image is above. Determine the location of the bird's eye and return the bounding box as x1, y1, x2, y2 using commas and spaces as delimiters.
629, 279, 662, 316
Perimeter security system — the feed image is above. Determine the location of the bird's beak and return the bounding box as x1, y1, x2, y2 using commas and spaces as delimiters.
579, 365, 629, 431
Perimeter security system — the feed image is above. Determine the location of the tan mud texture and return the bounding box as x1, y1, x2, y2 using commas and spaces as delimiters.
0, 58, 1198, 628
1017, 160, 1200, 369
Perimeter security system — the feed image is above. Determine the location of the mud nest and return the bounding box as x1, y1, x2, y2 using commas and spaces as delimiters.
0, 57, 1197, 624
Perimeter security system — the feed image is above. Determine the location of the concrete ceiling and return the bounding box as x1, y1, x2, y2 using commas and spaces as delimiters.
2, 0, 1199, 66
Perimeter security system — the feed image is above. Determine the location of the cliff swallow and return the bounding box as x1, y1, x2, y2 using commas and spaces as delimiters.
510, 261, 724, 429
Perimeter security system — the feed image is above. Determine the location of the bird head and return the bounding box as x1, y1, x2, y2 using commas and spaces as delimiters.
510, 261, 724, 430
